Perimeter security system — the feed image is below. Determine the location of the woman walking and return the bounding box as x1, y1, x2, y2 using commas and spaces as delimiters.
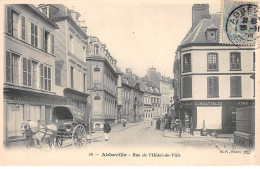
103, 120, 111, 141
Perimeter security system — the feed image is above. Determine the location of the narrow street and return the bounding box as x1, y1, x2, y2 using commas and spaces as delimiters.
87, 121, 243, 151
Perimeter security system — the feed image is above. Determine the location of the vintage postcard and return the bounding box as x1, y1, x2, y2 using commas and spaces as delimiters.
0, 0, 259, 166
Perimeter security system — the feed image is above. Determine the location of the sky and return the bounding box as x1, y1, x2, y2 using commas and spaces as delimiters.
64, 0, 221, 78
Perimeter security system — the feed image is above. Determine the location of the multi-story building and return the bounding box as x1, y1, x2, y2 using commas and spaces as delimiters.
38, 4, 90, 124
3, 4, 62, 145
174, 4, 255, 133
140, 78, 161, 121
120, 68, 144, 122
86, 36, 118, 129
146, 67, 174, 117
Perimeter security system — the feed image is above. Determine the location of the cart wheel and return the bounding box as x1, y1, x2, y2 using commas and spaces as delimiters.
55, 137, 63, 148
72, 124, 86, 148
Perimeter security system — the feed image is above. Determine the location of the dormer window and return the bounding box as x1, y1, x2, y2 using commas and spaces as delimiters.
94, 44, 99, 55
206, 25, 217, 41
40, 6, 49, 18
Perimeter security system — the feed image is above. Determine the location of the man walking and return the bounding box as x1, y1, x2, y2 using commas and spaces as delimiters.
178, 121, 183, 138
103, 120, 111, 141
156, 118, 161, 130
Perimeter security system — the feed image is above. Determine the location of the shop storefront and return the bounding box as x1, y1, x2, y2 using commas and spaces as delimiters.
4, 87, 66, 145
180, 100, 255, 134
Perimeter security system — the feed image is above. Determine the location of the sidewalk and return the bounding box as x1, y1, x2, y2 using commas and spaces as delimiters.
90, 122, 138, 141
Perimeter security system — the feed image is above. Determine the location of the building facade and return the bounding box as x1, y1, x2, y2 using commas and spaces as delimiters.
120, 69, 144, 122
86, 36, 118, 129
140, 78, 161, 121
38, 4, 90, 125
174, 4, 255, 134
3, 4, 64, 145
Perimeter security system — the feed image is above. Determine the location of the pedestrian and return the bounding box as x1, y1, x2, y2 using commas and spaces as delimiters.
103, 120, 111, 141
151, 120, 153, 126
190, 120, 194, 135
178, 121, 183, 138
122, 118, 126, 127
156, 118, 161, 130
171, 118, 176, 131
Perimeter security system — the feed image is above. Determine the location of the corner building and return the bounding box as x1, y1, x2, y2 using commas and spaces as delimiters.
175, 4, 255, 134
86, 36, 118, 130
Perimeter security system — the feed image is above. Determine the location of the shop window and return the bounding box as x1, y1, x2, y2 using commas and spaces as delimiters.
207, 76, 219, 98
230, 52, 241, 70
207, 53, 218, 71
182, 76, 192, 98
183, 53, 191, 73
7, 104, 24, 141
5, 51, 19, 84
230, 76, 242, 97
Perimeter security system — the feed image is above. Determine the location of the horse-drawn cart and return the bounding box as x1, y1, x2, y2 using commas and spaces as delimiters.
50, 105, 88, 148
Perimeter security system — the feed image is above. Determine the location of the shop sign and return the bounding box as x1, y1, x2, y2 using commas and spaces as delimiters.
195, 101, 222, 106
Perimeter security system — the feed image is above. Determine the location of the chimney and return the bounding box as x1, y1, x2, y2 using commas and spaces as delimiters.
81, 20, 88, 35
192, 4, 210, 31
126, 68, 132, 76
70, 8, 81, 26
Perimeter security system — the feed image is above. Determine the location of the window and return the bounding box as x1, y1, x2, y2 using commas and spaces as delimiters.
70, 66, 74, 89
93, 67, 100, 83
31, 22, 38, 47
182, 76, 192, 98
42, 30, 54, 54
21, 16, 26, 41
207, 76, 219, 98
93, 97, 101, 115
23, 58, 32, 86
94, 44, 99, 55
5, 51, 19, 84
40, 64, 51, 91
230, 76, 242, 97
41, 7, 48, 17
183, 53, 191, 72
32, 61, 37, 89
69, 35, 74, 53
6, 6, 19, 38
253, 52, 255, 71
206, 30, 216, 41
207, 53, 218, 71
83, 73, 86, 92
230, 53, 241, 70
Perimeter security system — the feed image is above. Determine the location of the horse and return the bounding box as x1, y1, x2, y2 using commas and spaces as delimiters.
21, 120, 58, 149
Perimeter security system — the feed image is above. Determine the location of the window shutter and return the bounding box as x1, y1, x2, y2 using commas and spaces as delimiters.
23, 58, 27, 85
21, 16, 26, 41
51, 34, 54, 54
40, 64, 44, 89
207, 77, 213, 97
35, 25, 38, 47
7, 6, 12, 34
236, 77, 241, 96
48, 67, 51, 91
5, 51, 11, 82
230, 77, 236, 96
31, 22, 34, 46
28, 59, 32, 86
182, 76, 192, 98
213, 77, 219, 97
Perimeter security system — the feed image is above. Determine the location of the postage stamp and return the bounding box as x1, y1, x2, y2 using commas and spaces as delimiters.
220, 0, 259, 46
